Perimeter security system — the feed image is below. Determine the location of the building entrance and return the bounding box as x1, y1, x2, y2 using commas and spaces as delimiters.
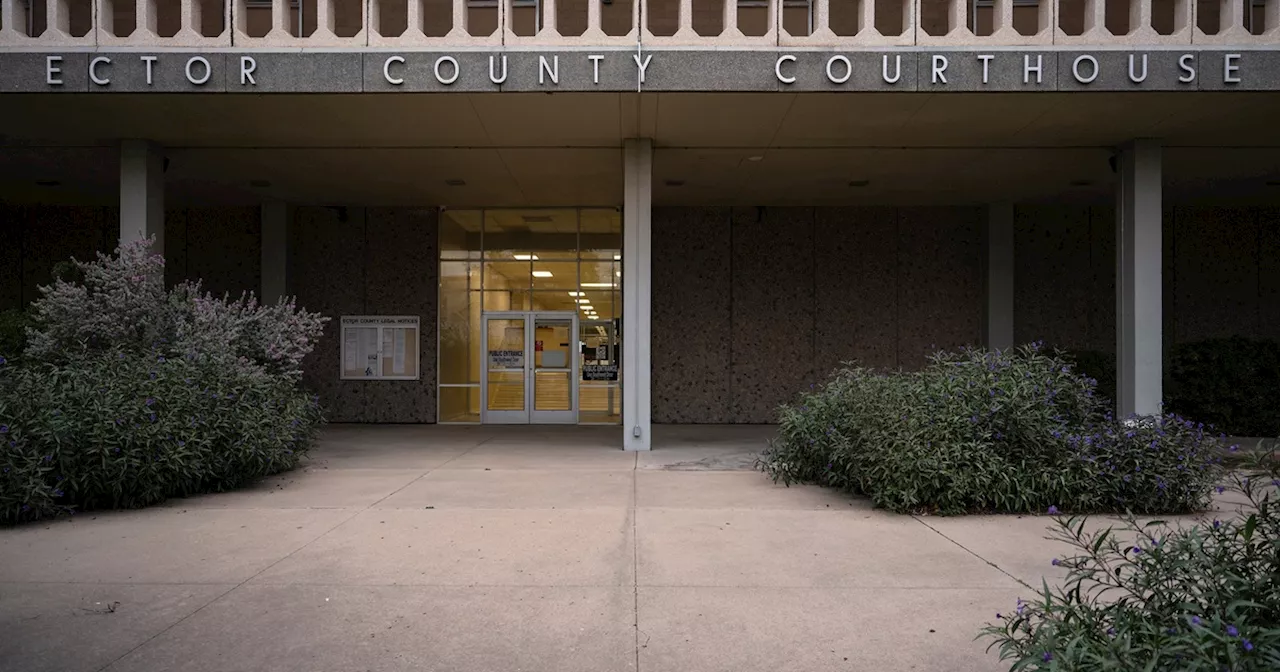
438, 208, 622, 425
482, 311, 579, 424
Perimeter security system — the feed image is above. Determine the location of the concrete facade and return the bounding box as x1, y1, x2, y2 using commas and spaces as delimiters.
5, 202, 1277, 425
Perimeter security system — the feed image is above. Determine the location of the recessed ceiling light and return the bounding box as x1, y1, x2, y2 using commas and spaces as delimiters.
665, 179, 685, 187
532, 271, 553, 278
568, 291, 582, 297
582, 282, 616, 288
747, 155, 764, 162
576, 298, 591, 303
613, 254, 621, 260
847, 179, 870, 187
34, 179, 61, 187
445, 179, 466, 186
514, 254, 539, 260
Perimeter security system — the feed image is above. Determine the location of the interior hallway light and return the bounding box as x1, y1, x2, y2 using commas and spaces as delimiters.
582, 282, 615, 288
568, 291, 582, 296
532, 271, 553, 278
613, 254, 621, 260
514, 254, 539, 260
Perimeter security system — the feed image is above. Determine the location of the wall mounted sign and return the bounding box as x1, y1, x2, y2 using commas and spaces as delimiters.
339, 315, 420, 381
583, 364, 619, 381
1, 49, 1273, 94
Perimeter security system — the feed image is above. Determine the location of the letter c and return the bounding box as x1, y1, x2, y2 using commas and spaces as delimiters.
775, 54, 796, 84
89, 56, 111, 86
384, 56, 405, 85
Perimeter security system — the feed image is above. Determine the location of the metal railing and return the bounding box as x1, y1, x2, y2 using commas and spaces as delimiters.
1, 0, 1276, 48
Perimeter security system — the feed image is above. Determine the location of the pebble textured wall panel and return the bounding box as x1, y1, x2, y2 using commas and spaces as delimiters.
896, 207, 984, 369
1014, 205, 1094, 350
361, 207, 438, 423
814, 207, 899, 374
294, 206, 371, 423
730, 207, 818, 424
652, 207, 732, 424
16, 206, 114, 306
1173, 207, 1263, 343
182, 207, 262, 299
292, 206, 440, 423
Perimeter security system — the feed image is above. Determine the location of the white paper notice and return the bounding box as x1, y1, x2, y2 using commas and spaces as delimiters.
393, 329, 406, 375
343, 328, 359, 372
359, 328, 379, 377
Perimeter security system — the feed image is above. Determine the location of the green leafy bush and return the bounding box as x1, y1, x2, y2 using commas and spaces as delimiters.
1167, 337, 1280, 439
980, 452, 1280, 670
0, 238, 328, 525
759, 344, 1224, 515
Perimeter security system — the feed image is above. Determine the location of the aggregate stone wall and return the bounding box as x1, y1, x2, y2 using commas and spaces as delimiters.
652, 205, 984, 424
292, 206, 439, 423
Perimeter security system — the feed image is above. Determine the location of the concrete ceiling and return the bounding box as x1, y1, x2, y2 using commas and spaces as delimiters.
2, 91, 1279, 206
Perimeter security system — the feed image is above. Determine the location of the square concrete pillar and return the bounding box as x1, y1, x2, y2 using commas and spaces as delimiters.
622, 138, 653, 451
1116, 139, 1163, 418
119, 139, 165, 253
984, 202, 1015, 351
261, 201, 292, 304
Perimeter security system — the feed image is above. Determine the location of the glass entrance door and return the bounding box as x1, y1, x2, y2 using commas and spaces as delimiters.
481, 312, 578, 424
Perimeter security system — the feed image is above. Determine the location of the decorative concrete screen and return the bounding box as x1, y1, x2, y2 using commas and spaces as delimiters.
340, 315, 421, 381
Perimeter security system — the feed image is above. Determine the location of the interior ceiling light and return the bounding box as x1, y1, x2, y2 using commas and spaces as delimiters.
747, 155, 764, 162
445, 179, 466, 186
583, 282, 616, 288
532, 271, 553, 278
576, 298, 591, 303
613, 254, 621, 260
514, 254, 539, 261
567, 291, 582, 297
847, 179, 870, 187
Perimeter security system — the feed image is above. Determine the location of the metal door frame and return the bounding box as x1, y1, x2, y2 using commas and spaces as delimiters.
480, 311, 579, 424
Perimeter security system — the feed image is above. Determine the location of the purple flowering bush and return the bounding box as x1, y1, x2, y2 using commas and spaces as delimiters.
759, 344, 1224, 515
0, 238, 326, 525
981, 452, 1280, 670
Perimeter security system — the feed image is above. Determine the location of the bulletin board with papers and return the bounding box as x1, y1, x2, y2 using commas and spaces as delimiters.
339, 316, 420, 381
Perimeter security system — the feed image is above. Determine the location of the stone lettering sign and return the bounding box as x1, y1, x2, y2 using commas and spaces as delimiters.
0, 49, 1274, 94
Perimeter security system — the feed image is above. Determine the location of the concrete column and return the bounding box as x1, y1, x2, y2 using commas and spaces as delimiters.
119, 139, 165, 253
1115, 139, 1163, 418
622, 138, 653, 451
985, 202, 1015, 351
261, 201, 291, 304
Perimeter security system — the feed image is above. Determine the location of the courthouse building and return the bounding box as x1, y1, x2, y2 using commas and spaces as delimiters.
1, 0, 1278, 449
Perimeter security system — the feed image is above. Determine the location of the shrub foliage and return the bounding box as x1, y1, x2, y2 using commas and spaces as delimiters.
759, 344, 1224, 515
981, 453, 1280, 670
1, 238, 328, 525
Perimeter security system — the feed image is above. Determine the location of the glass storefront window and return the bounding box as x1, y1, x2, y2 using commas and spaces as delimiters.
438, 207, 623, 424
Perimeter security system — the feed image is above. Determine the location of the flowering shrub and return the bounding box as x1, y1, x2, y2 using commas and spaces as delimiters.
758, 344, 1224, 515
981, 452, 1280, 670
0, 237, 327, 525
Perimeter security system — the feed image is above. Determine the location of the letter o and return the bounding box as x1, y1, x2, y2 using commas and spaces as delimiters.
434, 56, 459, 85
186, 56, 212, 85
1072, 54, 1099, 84
826, 55, 852, 84
384, 56, 405, 85
775, 54, 796, 84
89, 56, 111, 86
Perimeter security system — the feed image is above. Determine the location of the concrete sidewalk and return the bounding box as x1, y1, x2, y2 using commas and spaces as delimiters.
0, 425, 1222, 672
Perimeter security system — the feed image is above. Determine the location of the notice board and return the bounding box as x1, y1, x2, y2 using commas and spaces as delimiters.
340, 315, 420, 381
